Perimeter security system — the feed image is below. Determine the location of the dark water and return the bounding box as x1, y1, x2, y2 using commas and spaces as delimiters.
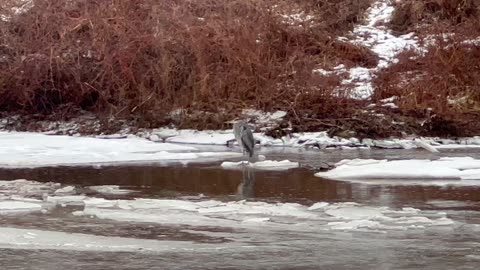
0, 161, 479, 209
0, 148, 479, 269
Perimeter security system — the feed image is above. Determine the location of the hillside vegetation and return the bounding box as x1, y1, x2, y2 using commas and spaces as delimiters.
0, 0, 479, 137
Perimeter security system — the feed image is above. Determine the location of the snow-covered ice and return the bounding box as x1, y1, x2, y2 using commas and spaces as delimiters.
0, 132, 242, 168
221, 160, 299, 171
0, 179, 60, 197
88, 185, 135, 195
54, 186, 76, 195
0, 201, 42, 215
0, 227, 214, 252
46, 195, 88, 206
316, 157, 480, 186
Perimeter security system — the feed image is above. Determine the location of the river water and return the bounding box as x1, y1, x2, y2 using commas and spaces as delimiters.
0, 147, 479, 269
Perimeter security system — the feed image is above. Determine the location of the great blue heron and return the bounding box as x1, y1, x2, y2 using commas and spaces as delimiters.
230, 120, 255, 159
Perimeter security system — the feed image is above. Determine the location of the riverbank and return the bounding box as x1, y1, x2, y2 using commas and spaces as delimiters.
1, 0, 480, 138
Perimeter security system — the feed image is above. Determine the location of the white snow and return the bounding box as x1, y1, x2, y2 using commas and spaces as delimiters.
280, 12, 314, 25
241, 109, 287, 124
0, 132, 242, 168
221, 160, 299, 170
163, 129, 234, 145
316, 157, 480, 186
381, 102, 399, 109
333, 0, 419, 99
54, 186, 76, 195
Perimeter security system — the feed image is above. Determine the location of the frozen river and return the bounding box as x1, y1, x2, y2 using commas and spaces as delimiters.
1, 147, 479, 269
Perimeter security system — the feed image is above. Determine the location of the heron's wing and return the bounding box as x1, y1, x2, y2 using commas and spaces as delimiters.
241, 127, 255, 157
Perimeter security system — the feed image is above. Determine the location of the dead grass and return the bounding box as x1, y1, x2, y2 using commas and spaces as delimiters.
0, 0, 374, 130
374, 40, 480, 137
5, 0, 478, 138
390, 0, 480, 35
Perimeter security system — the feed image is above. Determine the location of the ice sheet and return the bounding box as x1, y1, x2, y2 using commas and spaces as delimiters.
0, 132, 241, 168
316, 157, 480, 186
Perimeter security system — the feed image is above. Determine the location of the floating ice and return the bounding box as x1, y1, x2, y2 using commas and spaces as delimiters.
0, 201, 42, 215
316, 157, 480, 186
0, 179, 60, 197
75, 198, 455, 233
46, 195, 87, 206
54, 186, 76, 195
221, 160, 299, 171
88, 185, 134, 195
0, 227, 209, 252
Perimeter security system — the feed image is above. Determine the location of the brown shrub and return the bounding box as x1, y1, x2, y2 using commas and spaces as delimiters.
0, 0, 373, 128
373, 40, 480, 136
391, 0, 480, 34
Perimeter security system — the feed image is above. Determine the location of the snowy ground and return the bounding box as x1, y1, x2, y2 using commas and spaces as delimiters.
150, 127, 480, 150
314, 0, 419, 99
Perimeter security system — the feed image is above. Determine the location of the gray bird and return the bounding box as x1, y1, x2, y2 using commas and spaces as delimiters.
232, 120, 255, 159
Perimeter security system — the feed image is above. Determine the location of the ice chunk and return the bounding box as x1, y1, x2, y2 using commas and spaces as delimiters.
0, 201, 42, 215
88, 185, 134, 195
316, 157, 480, 186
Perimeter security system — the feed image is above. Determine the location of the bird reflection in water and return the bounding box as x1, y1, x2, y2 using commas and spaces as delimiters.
237, 165, 255, 199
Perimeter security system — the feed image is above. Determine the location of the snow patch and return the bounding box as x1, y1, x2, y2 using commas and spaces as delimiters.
241, 109, 287, 124
280, 12, 314, 25
333, 1, 419, 99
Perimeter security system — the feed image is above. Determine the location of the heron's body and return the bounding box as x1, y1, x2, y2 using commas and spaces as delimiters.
233, 121, 255, 158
